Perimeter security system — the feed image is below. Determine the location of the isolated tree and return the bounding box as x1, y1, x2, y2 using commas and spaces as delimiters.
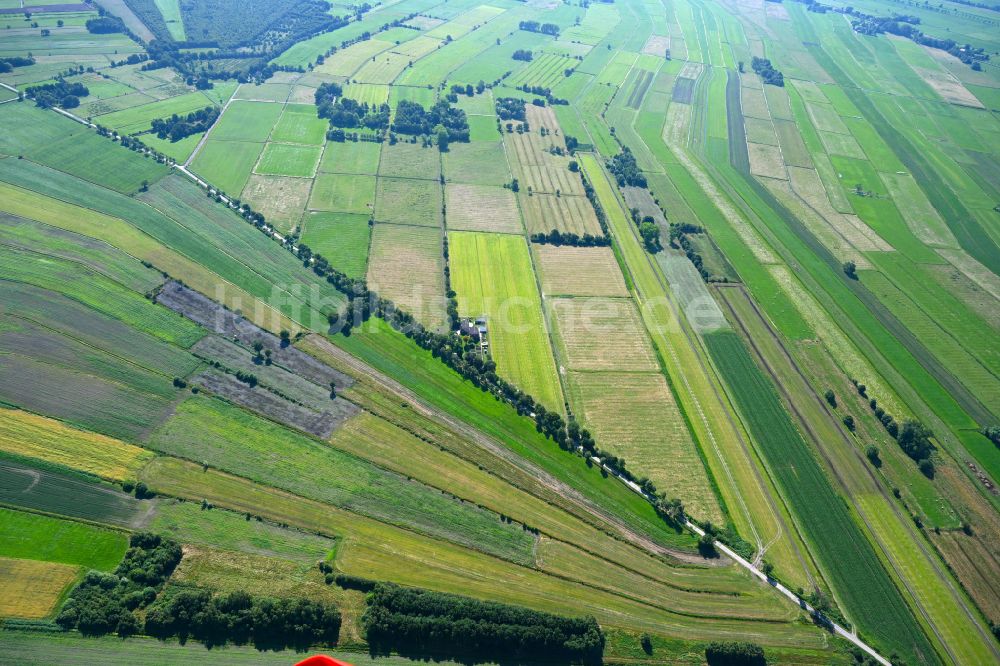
919, 458, 935, 479
640, 633, 653, 655
866, 446, 881, 467
842, 415, 855, 431
842, 261, 858, 279
824, 389, 836, 408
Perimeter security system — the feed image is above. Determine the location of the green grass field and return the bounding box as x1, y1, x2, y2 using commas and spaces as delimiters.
254, 142, 322, 177
447, 231, 563, 411
189, 140, 262, 194
320, 139, 382, 175
269, 104, 329, 145
209, 101, 283, 142
374, 177, 442, 227
704, 330, 935, 663
309, 173, 376, 214
0, 105, 169, 194
147, 396, 536, 563
0, 507, 127, 571
300, 211, 371, 277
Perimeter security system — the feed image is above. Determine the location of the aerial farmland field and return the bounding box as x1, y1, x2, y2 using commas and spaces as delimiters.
3, 0, 1000, 661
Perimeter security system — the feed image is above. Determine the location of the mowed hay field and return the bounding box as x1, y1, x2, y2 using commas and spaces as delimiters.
565, 372, 718, 521
443, 141, 511, 186
549, 297, 658, 371
448, 232, 563, 411
520, 193, 603, 236
534, 245, 628, 297
0, 558, 79, 619
374, 178, 442, 227
367, 223, 447, 331
445, 184, 521, 233
240, 175, 312, 233
0, 409, 152, 482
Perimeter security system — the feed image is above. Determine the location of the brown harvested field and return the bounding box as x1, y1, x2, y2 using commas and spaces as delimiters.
565, 371, 719, 521
550, 297, 658, 371
0, 557, 79, 619
193, 370, 358, 438
642, 34, 670, 57
534, 245, 628, 297
911, 66, 983, 108
367, 223, 448, 331
289, 85, 318, 104
520, 193, 602, 236
748, 142, 787, 180
240, 174, 311, 234
504, 129, 584, 195
445, 184, 522, 233
931, 530, 1000, 622
525, 104, 568, 151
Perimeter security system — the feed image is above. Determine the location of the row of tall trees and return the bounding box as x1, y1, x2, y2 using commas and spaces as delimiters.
363, 583, 604, 664
150, 106, 219, 141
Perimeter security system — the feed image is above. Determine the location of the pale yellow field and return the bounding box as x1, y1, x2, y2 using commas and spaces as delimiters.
0, 557, 79, 619
534, 245, 628, 297
445, 184, 522, 233
0, 409, 153, 482
550, 297, 658, 371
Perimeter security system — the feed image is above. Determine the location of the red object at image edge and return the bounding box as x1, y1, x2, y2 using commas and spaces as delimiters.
294, 656, 353, 666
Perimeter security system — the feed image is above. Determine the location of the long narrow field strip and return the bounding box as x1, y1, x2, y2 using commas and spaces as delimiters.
367, 223, 447, 331
445, 184, 521, 233
550, 297, 658, 372
533, 245, 628, 297
141, 458, 826, 647
0, 409, 153, 482
0, 558, 80, 620
564, 371, 713, 518
448, 231, 563, 411
703, 329, 936, 664
147, 396, 535, 564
